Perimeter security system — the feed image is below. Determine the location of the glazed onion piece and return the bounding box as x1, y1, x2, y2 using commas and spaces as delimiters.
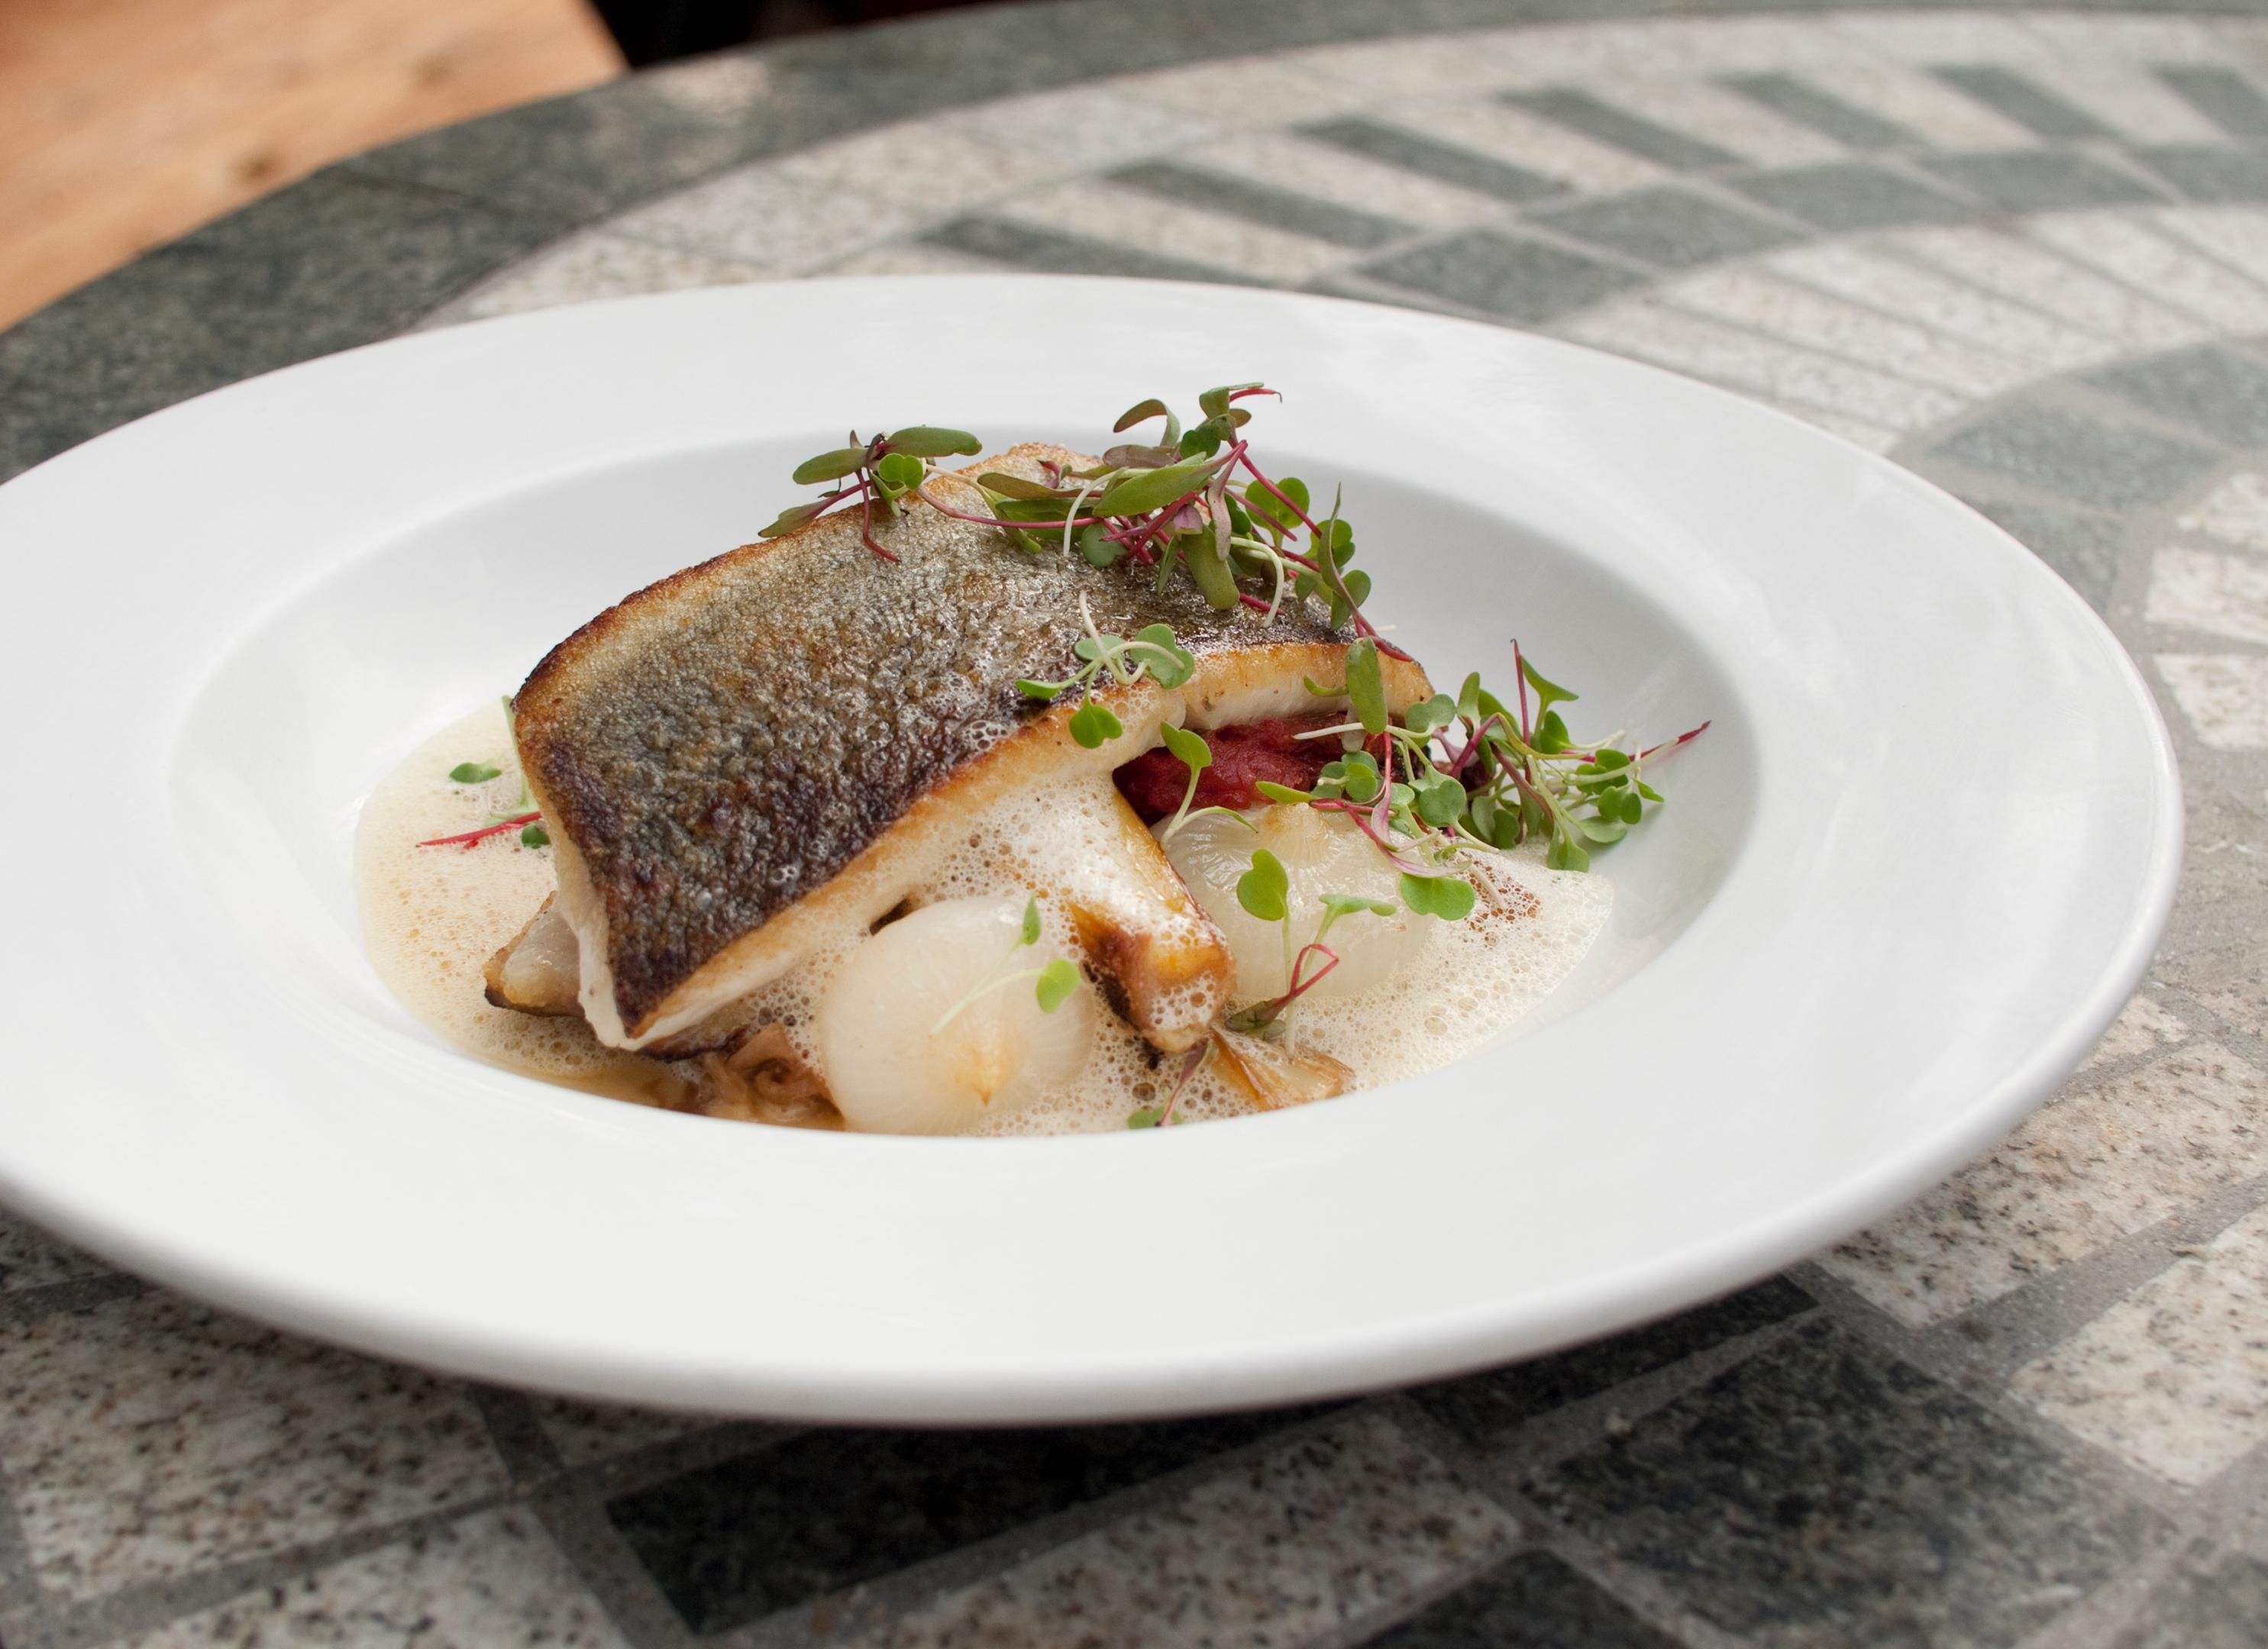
812, 895, 1097, 1134
1161, 806, 1426, 1003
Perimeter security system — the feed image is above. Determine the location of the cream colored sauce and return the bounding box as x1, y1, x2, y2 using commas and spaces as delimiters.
357, 701, 1614, 1133
355, 705, 691, 1111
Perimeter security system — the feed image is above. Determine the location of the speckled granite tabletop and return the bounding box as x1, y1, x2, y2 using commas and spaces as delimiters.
5, 2, 2268, 1644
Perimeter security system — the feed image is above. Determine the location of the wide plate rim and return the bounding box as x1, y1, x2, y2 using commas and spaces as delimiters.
0, 275, 2182, 1420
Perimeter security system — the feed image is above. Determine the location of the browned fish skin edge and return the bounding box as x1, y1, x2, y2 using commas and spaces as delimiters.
511, 445, 1401, 1037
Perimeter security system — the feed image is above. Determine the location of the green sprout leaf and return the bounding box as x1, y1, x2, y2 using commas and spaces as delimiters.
1401, 693, 1458, 736
1078, 525, 1125, 568
1344, 637, 1387, 735
1412, 769, 1466, 828
758, 500, 829, 538
885, 426, 982, 458
448, 761, 501, 784
1237, 849, 1290, 923
1069, 702, 1123, 748
1253, 780, 1313, 805
1546, 831, 1591, 873
1094, 459, 1217, 518
1159, 721, 1212, 776
1520, 656, 1578, 716
1132, 623, 1195, 687
792, 446, 867, 485
1019, 895, 1042, 947
1198, 382, 1262, 418
1016, 677, 1066, 702
1321, 751, 1382, 804
1035, 957, 1081, 1012
873, 451, 926, 489
1187, 538, 1239, 609
1247, 476, 1309, 535
519, 822, 550, 847
1317, 892, 1397, 944
1398, 872, 1477, 921
978, 471, 1061, 501
1113, 398, 1169, 434
1126, 1106, 1165, 1129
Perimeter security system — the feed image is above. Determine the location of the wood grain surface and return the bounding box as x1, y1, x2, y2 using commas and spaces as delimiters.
0, 0, 624, 328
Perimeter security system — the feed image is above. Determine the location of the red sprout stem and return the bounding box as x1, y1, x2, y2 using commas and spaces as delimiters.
916, 486, 1110, 534
1511, 639, 1534, 786
1282, 943, 1340, 1005
1637, 719, 1712, 761
1444, 712, 1511, 778
856, 479, 900, 563
1307, 799, 1432, 873
1157, 1042, 1207, 1128
1238, 454, 1323, 537
1235, 944, 1343, 1034
419, 812, 541, 850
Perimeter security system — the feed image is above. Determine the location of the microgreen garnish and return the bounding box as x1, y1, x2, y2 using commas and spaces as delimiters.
1149, 721, 1256, 841
419, 811, 541, 850
1016, 603, 1197, 750
1128, 1042, 1208, 1128
1397, 872, 1475, 921
1068, 703, 1123, 749
757, 384, 1704, 873
1223, 879, 1399, 1039
764, 425, 984, 561
422, 741, 548, 852
929, 895, 1082, 1034
1035, 958, 1082, 1012
1236, 849, 1289, 923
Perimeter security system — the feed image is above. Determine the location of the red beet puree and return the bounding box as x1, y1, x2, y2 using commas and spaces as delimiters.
1113, 714, 1342, 822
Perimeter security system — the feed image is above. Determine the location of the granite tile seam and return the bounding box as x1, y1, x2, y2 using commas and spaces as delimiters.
464, 1385, 570, 1483
1414, 1296, 1824, 1477
0, 1454, 44, 1620
819, 1410, 1527, 1649
2148, 982, 2268, 1125
1381, 1396, 1754, 1649
313, 0, 1982, 226
1291, 1550, 1557, 1649
557, 1420, 804, 1503
1791, 1253, 2243, 1525
1910, 1168, 2268, 1386
704, 1407, 1454, 1649
0, 1273, 150, 1331
522, 1484, 700, 1649
2014, 1202, 2268, 1492
10, 1489, 535, 1649
95, 1508, 635, 1649
1523, 1317, 2178, 1649
416, 57, 2268, 333
605, 1402, 1363, 1644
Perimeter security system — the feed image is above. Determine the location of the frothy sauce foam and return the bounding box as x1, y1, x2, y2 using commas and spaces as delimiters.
357, 702, 1614, 1133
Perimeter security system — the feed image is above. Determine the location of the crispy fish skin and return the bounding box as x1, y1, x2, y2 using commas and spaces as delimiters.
515, 445, 1427, 1046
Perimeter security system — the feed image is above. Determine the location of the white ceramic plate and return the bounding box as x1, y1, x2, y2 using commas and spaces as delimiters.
0, 277, 2177, 1422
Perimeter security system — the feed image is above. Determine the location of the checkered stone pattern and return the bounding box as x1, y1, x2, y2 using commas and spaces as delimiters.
6, 6, 2268, 1647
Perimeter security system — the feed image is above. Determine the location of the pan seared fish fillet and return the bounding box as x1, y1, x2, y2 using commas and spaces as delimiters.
505, 444, 1431, 1052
